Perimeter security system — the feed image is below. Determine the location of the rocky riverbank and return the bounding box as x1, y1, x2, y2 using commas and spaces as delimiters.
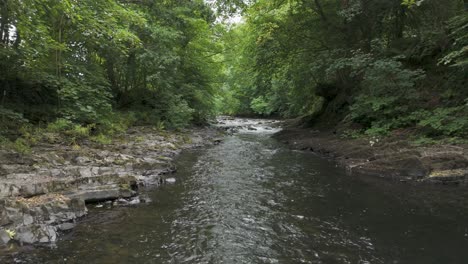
274, 128, 468, 185
0, 126, 222, 248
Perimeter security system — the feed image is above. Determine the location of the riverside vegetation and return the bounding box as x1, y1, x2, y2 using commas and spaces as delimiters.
0, 0, 467, 247
1, 0, 467, 151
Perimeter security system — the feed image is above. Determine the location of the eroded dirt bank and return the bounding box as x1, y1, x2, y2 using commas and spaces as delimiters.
274, 128, 468, 184
0, 126, 222, 247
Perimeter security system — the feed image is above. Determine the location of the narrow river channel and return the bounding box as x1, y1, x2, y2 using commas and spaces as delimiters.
7, 119, 468, 263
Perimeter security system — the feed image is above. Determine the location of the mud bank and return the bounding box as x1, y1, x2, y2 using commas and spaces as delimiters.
0, 126, 222, 247
274, 128, 468, 185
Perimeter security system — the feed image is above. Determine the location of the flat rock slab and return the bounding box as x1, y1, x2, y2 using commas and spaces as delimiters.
274, 128, 468, 184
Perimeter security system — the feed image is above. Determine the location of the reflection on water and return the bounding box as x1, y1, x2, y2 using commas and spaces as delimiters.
4, 119, 468, 263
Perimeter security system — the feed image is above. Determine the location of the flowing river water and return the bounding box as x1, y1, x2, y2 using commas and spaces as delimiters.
6, 119, 468, 263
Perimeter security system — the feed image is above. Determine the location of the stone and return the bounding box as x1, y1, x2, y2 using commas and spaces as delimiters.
165, 178, 176, 184
79, 168, 93, 178
20, 183, 47, 197
421, 153, 468, 171
128, 197, 140, 205
0, 209, 11, 226
67, 187, 135, 202
57, 222, 75, 231
15, 226, 37, 244
45, 226, 57, 242
69, 198, 87, 218
16, 225, 58, 244
23, 214, 34, 225
74, 156, 91, 164
0, 229, 11, 245
6, 207, 22, 223
140, 194, 151, 203
114, 198, 129, 206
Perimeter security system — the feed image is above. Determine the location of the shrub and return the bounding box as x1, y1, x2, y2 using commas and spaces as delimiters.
12, 138, 31, 154
416, 105, 468, 137
349, 57, 425, 126
0, 107, 29, 131
165, 97, 194, 129
91, 134, 112, 145
250, 96, 274, 115
47, 119, 74, 133
58, 80, 113, 124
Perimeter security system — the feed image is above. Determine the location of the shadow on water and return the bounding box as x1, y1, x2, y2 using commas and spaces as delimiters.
4, 119, 468, 263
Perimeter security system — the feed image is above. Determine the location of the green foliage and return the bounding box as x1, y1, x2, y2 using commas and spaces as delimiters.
412, 136, 438, 146
67, 125, 92, 139
12, 138, 32, 154
58, 81, 113, 124
349, 56, 426, 127
91, 134, 112, 145
47, 119, 74, 133
1, 0, 465, 142
97, 113, 137, 136
165, 97, 195, 129
1, 0, 222, 135
401, 0, 425, 7
439, 14, 468, 67
416, 106, 468, 137
219, 0, 465, 140
250, 96, 274, 115
0, 108, 29, 131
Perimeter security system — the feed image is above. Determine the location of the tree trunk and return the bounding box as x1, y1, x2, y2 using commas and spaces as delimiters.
0, 0, 9, 44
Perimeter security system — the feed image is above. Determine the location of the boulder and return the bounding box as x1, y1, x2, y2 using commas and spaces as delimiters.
15, 225, 57, 244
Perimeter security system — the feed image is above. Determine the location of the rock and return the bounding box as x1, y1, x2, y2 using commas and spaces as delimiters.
57, 222, 75, 231
0, 126, 217, 247
213, 138, 223, 145
15, 226, 36, 244
23, 214, 34, 225
16, 225, 57, 244
41, 226, 57, 243
113, 198, 129, 206
165, 178, 176, 184
128, 197, 140, 205
0, 208, 11, 226
353, 155, 428, 180
0, 229, 11, 245
73, 156, 91, 165
20, 182, 48, 197
67, 189, 121, 203
79, 168, 93, 178
139, 194, 152, 204
421, 153, 468, 171
424, 169, 468, 184
69, 198, 87, 218
293, 215, 305, 220
6, 207, 22, 224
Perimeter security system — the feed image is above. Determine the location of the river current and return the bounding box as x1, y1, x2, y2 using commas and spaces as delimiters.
7, 118, 468, 263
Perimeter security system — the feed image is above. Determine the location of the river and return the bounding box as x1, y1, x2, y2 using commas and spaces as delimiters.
5, 118, 468, 263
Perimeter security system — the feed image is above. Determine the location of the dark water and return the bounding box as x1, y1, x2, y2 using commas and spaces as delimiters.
5, 127, 468, 263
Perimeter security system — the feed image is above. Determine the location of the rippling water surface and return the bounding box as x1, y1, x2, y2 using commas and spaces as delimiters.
6, 119, 468, 263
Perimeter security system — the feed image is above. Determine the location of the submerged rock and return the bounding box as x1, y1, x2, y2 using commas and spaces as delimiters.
165, 178, 176, 184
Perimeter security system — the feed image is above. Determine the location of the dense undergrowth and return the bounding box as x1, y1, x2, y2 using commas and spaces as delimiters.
0, 0, 227, 150
218, 0, 468, 141
1, 0, 467, 150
